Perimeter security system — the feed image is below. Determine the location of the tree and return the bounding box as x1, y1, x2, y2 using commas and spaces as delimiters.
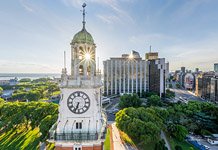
0, 98, 4, 106
116, 107, 164, 146
119, 94, 142, 109
26, 90, 41, 101
165, 89, 175, 98
155, 139, 168, 150
147, 95, 162, 107
168, 124, 188, 141
175, 145, 182, 150
0, 87, 3, 95
19, 78, 31, 82
39, 114, 58, 141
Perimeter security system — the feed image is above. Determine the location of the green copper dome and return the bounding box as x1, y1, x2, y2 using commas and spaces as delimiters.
71, 28, 94, 45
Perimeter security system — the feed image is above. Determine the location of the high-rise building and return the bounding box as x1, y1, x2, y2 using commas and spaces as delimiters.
183, 73, 195, 90
214, 63, 218, 73
201, 72, 215, 100
148, 58, 166, 97
103, 51, 148, 96
195, 74, 203, 97
49, 3, 106, 150
145, 52, 158, 60
181, 67, 185, 73
210, 76, 218, 102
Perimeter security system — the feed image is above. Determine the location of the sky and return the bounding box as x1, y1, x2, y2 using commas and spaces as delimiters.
0, 0, 218, 73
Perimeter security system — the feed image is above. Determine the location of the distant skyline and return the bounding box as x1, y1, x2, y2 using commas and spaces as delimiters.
0, 0, 218, 73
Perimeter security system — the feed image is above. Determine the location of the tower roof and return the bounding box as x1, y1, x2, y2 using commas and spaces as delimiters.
71, 28, 94, 45
71, 3, 94, 45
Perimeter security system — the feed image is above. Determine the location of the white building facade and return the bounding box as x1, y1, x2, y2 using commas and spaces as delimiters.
103, 51, 149, 96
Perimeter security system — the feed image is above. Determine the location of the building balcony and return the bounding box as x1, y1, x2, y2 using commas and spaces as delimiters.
49, 132, 105, 142
48, 111, 107, 143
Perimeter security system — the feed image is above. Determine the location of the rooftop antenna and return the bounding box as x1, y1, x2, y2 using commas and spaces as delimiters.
82, 3, 87, 30
64, 51, 66, 69
97, 57, 99, 72
150, 45, 152, 53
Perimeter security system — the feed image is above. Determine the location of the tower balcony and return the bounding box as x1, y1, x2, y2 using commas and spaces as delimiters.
48, 111, 107, 143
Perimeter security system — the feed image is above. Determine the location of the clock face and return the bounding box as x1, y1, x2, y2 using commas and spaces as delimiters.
67, 91, 90, 114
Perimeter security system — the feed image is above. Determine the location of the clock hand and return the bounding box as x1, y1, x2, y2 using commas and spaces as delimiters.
75, 102, 80, 110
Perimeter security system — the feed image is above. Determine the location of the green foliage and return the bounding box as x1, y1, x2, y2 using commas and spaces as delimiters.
200, 129, 212, 136
0, 87, 3, 95
116, 107, 165, 146
7, 79, 60, 101
39, 114, 58, 141
175, 145, 183, 150
0, 98, 5, 107
147, 95, 162, 107
32, 78, 51, 83
0, 126, 40, 150
26, 90, 41, 101
19, 78, 31, 82
104, 128, 111, 150
155, 139, 168, 150
166, 89, 175, 98
167, 101, 218, 135
176, 83, 181, 89
169, 84, 173, 88
0, 102, 58, 137
119, 94, 142, 109
168, 124, 188, 141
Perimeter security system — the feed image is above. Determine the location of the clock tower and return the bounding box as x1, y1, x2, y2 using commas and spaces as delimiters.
49, 3, 107, 150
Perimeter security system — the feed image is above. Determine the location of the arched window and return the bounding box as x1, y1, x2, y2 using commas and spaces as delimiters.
79, 65, 83, 75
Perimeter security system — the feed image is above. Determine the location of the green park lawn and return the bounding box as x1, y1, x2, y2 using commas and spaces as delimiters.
166, 134, 197, 150
0, 126, 40, 150
104, 128, 111, 150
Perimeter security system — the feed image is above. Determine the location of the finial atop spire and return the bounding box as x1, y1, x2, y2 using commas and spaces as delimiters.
82, 3, 87, 30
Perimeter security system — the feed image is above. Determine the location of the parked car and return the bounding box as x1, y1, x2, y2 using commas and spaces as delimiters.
108, 108, 119, 115
203, 145, 210, 150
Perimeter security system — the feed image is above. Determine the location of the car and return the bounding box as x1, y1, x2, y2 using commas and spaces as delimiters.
108, 108, 119, 114
203, 145, 210, 150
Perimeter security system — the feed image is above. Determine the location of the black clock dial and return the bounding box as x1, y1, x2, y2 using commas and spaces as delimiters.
67, 91, 90, 114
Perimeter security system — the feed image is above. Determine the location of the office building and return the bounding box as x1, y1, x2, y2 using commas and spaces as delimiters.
214, 63, 218, 73
181, 67, 185, 73
148, 58, 166, 97
103, 51, 148, 96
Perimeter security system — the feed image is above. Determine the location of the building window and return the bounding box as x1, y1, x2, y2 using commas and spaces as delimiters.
76, 122, 82, 129
74, 146, 82, 150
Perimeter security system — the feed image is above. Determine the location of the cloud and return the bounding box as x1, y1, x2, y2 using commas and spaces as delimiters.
96, 14, 120, 24
129, 33, 177, 45
163, 36, 218, 71
19, 0, 34, 12
61, 0, 134, 24
0, 60, 60, 73
172, 0, 210, 19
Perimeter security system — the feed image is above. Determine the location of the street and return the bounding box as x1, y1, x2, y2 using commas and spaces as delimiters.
169, 81, 204, 103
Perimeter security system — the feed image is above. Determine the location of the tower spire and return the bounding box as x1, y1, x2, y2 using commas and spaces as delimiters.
82, 3, 86, 30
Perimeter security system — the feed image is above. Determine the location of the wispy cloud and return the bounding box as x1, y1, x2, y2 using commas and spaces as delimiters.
96, 14, 120, 24
171, 0, 209, 19
0, 60, 60, 73
19, 0, 34, 12
61, 0, 134, 24
129, 33, 178, 45
163, 35, 218, 71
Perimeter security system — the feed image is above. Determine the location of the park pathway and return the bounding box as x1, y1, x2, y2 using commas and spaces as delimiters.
111, 123, 126, 150
161, 130, 171, 150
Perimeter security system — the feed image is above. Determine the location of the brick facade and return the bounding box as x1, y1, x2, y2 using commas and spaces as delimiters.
55, 143, 103, 150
